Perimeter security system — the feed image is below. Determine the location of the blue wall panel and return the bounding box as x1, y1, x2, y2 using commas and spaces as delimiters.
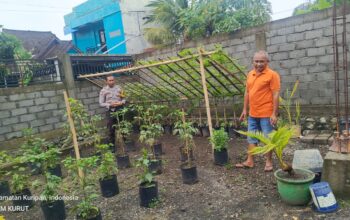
73, 22, 104, 53
103, 12, 126, 54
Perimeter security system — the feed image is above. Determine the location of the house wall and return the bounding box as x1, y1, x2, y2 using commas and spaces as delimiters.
103, 12, 127, 54
119, 0, 153, 54
73, 22, 104, 53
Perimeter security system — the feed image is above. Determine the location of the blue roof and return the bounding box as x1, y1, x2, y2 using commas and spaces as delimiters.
64, 0, 121, 35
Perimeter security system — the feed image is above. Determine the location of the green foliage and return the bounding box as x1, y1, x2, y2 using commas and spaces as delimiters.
209, 128, 229, 151
20, 128, 46, 170
8, 156, 31, 193
96, 144, 118, 179
64, 98, 102, 146
145, 0, 271, 46
279, 80, 300, 126
138, 104, 165, 150
293, 0, 333, 15
63, 156, 99, 219
0, 32, 31, 59
237, 126, 294, 172
136, 148, 155, 186
38, 173, 62, 203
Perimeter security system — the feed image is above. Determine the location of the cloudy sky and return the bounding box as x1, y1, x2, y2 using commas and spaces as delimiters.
0, 0, 309, 40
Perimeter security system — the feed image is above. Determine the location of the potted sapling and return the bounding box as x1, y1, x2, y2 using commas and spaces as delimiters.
112, 109, 131, 168
45, 145, 63, 177
8, 156, 34, 209
118, 107, 136, 152
238, 126, 315, 205
34, 173, 66, 220
210, 128, 230, 166
0, 151, 13, 196
63, 156, 102, 220
96, 144, 119, 198
136, 148, 159, 208
139, 104, 165, 157
21, 128, 46, 175
173, 112, 199, 184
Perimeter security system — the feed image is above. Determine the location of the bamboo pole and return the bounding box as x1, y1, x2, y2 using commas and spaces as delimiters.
63, 91, 84, 179
78, 51, 218, 79
198, 48, 213, 140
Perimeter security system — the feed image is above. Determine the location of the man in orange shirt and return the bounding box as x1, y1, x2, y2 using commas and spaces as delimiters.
235, 51, 280, 172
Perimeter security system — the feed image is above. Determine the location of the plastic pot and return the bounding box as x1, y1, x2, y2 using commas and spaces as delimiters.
179, 146, 194, 162
28, 162, 42, 175
48, 164, 62, 177
99, 174, 119, 198
153, 143, 163, 157
139, 181, 158, 208
77, 208, 102, 220
0, 180, 10, 196
132, 124, 140, 134
148, 159, 162, 175
227, 126, 236, 138
214, 148, 228, 166
274, 168, 315, 206
163, 124, 173, 135
180, 163, 198, 184
116, 154, 131, 169
201, 126, 210, 137
41, 199, 66, 220
125, 140, 136, 152
12, 188, 34, 210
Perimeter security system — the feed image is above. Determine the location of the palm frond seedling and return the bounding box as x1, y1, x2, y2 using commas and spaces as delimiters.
237, 126, 294, 174
96, 144, 119, 197
209, 128, 230, 166
279, 80, 301, 129
63, 156, 101, 219
136, 148, 158, 207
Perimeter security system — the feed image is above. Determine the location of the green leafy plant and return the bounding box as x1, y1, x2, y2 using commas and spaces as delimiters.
138, 104, 165, 157
279, 80, 300, 126
33, 172, 62, 203
136, 148, 155, 187
237, 126, 294, 174
209, 128, 229, 151
96, 144, 118, 180
63, 156, 100, 219
111, 108, 133, 155
8, 156, 30, 193
173, 110, 198, 164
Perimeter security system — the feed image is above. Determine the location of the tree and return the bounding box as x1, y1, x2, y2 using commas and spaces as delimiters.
0, 32, 31, 59
144, 0, 271, 46
293, 0, 349, 16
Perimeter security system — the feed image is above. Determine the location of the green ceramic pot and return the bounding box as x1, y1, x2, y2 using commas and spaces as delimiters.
274, 168, 315, 206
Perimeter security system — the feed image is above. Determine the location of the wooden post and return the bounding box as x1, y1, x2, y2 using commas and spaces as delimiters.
63, 91, 84, 179
198, 48, 213, 140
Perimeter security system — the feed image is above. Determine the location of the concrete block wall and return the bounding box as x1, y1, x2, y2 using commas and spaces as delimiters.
136, 7, 350, 115
0, 82, 104, 143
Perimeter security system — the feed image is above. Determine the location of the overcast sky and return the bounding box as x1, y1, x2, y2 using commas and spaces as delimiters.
0, 0, 309, 40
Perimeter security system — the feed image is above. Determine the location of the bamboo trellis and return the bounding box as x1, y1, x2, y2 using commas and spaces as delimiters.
78, 48, 247, 137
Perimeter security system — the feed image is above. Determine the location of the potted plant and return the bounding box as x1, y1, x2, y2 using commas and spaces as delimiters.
238, 126, 315, 205
140, 104, 165, 156
63, 156, 102, 220
173, 112, 199, 184
279, 80, 301, 138
8, 157, 34, 209
136, 148, 159, 208
96, 144, 119, 198
0, 151, 12, 196
112, 109, 132, 169
34, 173, 66, 220
209, 128, 230, 166
21, 128, 46, 175
44, 145, 63, 177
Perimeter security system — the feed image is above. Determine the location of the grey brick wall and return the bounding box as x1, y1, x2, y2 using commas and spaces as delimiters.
0, 82, 104, 142
136, 7, 350, 110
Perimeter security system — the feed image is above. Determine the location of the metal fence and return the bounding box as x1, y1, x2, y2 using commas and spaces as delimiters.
70, 55, 134, 80
0, 59, 61, 88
